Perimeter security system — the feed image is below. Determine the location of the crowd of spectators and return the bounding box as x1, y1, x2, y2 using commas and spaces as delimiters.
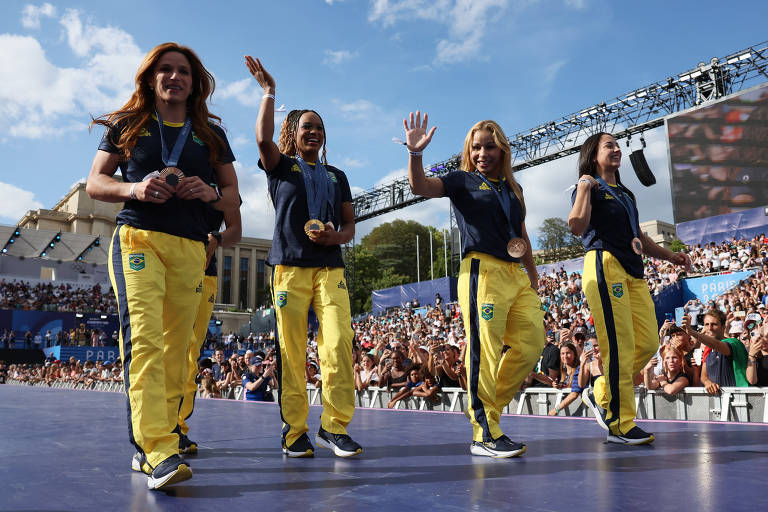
4, 354, 124, 388
4, 235, 768, 411
0, 279, 117, 314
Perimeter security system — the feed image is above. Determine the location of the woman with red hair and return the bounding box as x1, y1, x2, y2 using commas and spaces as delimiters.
87, 42, 239, 490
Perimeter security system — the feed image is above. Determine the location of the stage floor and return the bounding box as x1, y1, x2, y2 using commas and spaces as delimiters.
1, 385, 767, 512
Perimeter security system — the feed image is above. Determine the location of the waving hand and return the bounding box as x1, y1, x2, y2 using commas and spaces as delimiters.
403, 111, 437, 153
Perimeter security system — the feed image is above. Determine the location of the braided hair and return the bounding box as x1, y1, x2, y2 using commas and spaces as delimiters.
278, 109, 328, 164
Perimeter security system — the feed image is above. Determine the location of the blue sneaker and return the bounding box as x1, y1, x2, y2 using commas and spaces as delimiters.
315, 427, 362, 457
607, 426, 655, 445
581, 388, 608, 431
470, 435, 526, 458
131, 452, 151, 475
146, 454, 192, 490
178, 433, 198, 455
282, 433, 314, 458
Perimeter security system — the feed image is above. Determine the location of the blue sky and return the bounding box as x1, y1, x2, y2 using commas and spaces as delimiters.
1, 0, 767, 246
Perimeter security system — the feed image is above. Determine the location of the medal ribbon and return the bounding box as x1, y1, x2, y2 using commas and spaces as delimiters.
296, 156, 335, 222
595, 176, 640, 240
474, 171, 518, 239
155, 111, 192, 168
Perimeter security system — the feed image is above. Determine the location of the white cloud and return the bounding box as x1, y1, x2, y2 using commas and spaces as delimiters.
21, 3, 56, 29
339, 157, 367, 169
230, 134, 251, 150
0, 8, 142, 139
323, 49, 357, 66
0, 182, 44, 220
333, 99, 383, 121
218, 77, 262, 107
374, 167, 407, 188
368, 0, 509, 64
234, 161, 276, 239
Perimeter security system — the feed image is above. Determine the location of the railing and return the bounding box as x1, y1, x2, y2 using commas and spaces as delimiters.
8, 379, 767, 423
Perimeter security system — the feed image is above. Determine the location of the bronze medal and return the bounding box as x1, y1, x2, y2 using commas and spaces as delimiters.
507, 237, 527, 258
304, 219, 325, 237
160, 167, 185, 188
631, 237, 643, 255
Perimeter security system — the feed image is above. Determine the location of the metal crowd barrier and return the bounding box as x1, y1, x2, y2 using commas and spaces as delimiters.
7, 379, 767, 423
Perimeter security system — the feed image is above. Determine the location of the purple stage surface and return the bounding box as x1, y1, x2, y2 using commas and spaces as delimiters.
1, 385, 767, 512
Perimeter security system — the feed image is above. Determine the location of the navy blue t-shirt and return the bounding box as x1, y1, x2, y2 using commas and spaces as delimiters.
440, 171, 524, 262
571, 181, 643, 278
242, 371, 270, 401
98, 117, 235, 242
259, 154, 352, 268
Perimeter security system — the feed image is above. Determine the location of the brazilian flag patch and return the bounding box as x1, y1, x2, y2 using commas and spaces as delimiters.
291, 164, 302, 173
481, 303, 494, 321
612, 283, 624, 298
276, 291, 288, 308
327, 172, 338, 183
128, 253, 145, 271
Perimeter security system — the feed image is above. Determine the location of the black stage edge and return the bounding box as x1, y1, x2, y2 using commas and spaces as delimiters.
1, 385, 767, 512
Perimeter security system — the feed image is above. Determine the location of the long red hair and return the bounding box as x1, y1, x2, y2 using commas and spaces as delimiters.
91, 42, 225, 164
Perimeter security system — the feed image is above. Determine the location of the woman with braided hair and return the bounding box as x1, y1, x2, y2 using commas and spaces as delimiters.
245, 55, 361, 458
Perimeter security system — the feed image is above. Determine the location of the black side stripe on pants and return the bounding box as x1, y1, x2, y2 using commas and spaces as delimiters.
594, 250, 623, 435
270, 266, 289, 439
111, 227, 141, 452
468, 258, 493, 442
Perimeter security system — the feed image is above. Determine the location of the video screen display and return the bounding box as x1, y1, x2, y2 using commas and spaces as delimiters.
666, 82, 768, 223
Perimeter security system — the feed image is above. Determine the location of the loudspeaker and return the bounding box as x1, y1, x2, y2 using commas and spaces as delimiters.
629, 149, 656, 187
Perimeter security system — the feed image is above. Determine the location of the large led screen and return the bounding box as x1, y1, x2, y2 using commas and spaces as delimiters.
666, 82, 768, 223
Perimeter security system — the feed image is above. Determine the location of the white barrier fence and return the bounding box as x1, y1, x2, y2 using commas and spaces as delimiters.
8, 379, 768, 423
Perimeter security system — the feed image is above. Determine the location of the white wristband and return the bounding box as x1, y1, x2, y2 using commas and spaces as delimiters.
262, 94, 275, 101
408, 150, 423, 157
129, 183, 137, 200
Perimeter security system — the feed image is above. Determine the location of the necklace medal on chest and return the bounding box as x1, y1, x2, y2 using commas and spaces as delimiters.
597, 176, 643, 255
475, 171, 526, 258
155, 111, 191, 190
296, 156, 336, 239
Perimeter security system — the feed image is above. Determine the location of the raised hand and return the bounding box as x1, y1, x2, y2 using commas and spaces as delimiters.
245, 55, 275, 92
403, 111, 437, 153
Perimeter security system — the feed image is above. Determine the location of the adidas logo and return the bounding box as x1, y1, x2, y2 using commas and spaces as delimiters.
196, 281, 203, 293
337, 280, 347, 290
208, 294, 215, 304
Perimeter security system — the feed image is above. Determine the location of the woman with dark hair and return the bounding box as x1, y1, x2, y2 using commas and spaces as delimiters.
403, 112, 543, 458
245, 55, 360, 459
548, 343, 584, 415
568, 132, 688, 445
87, 42, 239, 489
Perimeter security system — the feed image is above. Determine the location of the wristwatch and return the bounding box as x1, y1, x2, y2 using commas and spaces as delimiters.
208, 183, 222, 204
209, 231, 223, 245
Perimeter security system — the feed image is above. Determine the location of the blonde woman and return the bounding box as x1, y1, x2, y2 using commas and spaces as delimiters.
404, 112, 544, 458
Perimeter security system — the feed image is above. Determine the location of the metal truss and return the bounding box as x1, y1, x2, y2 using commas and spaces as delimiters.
352, 41, 768, 222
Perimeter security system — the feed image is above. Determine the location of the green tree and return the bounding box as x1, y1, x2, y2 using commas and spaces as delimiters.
361, 219, 437, 282
537, 217, 582, 263
345, 220, 452, 314
670, 238, 686, 252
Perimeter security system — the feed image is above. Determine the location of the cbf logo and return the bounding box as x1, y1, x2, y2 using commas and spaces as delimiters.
128, 253, 145, 271
327, 172, 338, 183
612, 283, 624, 298
291, 164, 302, 173
481, 303, 494, 321
276, 291, 288, 308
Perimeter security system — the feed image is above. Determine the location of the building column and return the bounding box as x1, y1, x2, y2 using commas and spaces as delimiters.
216, 246, 224, 302
248, 249, 257, 311
232, 246, 241, 308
